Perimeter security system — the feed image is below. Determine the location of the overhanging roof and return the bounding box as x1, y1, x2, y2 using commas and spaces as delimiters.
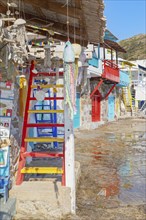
0, 0, 106, 46
104, 29, 118, 42
102, 39, 126, 53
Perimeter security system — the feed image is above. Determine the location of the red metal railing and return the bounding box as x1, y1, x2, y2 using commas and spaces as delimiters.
102, 60, 120, 83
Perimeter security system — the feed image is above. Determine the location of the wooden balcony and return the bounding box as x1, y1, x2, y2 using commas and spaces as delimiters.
102, 60, 120, 83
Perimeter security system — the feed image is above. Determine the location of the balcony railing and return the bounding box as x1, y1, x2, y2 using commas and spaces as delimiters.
102, 60, 120, 83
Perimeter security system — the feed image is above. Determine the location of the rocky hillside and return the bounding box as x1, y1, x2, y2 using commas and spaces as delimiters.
119, 34, 146, 60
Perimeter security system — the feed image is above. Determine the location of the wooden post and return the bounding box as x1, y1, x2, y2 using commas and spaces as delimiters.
64, 78, 76, 214
116, 51, 118, 65
111, 48, 113, 68
98, 43, 100, 59
103, 45, 105, 60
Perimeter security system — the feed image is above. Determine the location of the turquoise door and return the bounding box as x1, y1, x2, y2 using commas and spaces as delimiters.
74, 93, 80, 128
108, 96, 115, 120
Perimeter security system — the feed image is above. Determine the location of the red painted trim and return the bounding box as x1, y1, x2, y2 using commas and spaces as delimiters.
32, 72, 64, 77
16, 61, 65, 185
105, 84, 116, 100
102, 60, 119, 83
24, 152, 63, 158
104, 60, 119, 69
90, 79, 103, 98
29, 97, 64, 101
27, 123, 64, 127
16, 62, 34, 185
91, 90, 101, 122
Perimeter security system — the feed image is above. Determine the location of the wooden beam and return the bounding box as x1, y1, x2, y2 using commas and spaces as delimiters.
24, 11, 81, 36
26, 26, 88, 46
0, 3, 81, 36
76, 0, 88, 46
31, 84, 64, 88
24, 152, 64, 158
0, 3, 84, 41
21, 167, 63, 174
0, 2, 7, 13
105, 84, 116, 99
23, 0, 81, 18
90, 79, 103, 98
26, 123, 64, 127
64, 75, 76, 214
26, 18, 81, 36
28, 110, 64, 114
24, 137, 64, 142
74, 0, 81, 8
0, 2, 88, 45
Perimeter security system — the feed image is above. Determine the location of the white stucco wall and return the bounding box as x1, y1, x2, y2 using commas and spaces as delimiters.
135, 86, 146, 100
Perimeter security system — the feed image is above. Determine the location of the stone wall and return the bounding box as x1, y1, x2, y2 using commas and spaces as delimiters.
90, 79, 116, 121
80, 94, 92, 129
101, 99, 108, 122
80, 79, 123, 129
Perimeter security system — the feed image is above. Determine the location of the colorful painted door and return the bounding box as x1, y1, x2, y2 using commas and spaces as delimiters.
108, 96, 115, 120
92, 94, 101, 122
73, 93, 80, 128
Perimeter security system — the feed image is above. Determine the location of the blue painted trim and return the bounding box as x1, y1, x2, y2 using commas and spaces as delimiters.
53, 93, 58, 148
108, 96, 115, 121
0, 98, 14, 100
104, 30, 118, 42
88, 57, 99, 68
0, 116, 12, 118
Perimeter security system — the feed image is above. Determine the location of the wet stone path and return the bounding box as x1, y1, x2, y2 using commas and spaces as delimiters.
64, 118, 146, 220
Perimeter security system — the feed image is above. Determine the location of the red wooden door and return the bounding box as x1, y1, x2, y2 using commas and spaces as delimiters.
92, 94, 101, 122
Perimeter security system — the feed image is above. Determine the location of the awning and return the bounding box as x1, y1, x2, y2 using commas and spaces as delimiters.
101, 39, 126, 53
0, 0, 106, 46
138, 65, 146, 72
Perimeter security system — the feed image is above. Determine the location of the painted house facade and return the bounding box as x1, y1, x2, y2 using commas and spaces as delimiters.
80, 30, 130, 129
130, 60, 146, 110
117, 59, 146, 115
24, 31, 131, 130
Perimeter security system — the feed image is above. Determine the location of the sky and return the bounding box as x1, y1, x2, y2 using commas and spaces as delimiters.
104, 0, 146, 41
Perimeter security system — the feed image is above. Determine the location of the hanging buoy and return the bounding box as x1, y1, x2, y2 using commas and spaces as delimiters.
63, 41, 75, 63
72, 43, 82, 59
